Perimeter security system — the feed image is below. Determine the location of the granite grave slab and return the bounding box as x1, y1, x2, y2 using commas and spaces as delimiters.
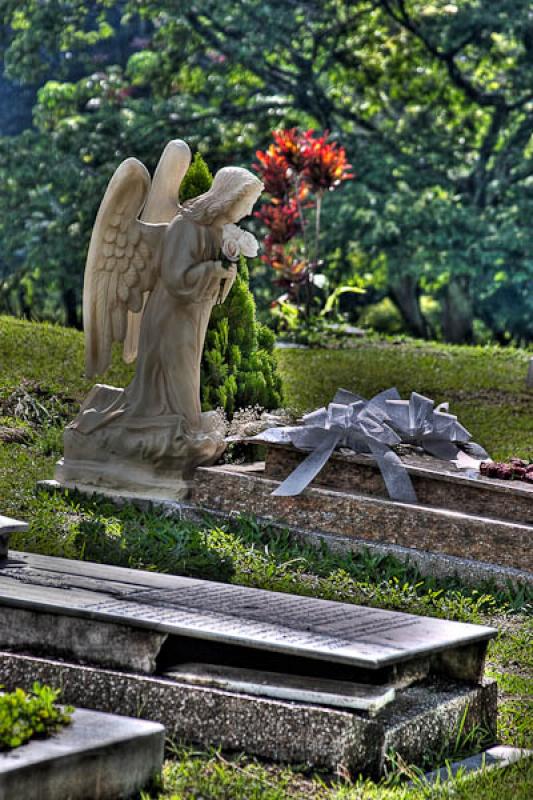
264, 443, 533, 526
191, 463, 533, 572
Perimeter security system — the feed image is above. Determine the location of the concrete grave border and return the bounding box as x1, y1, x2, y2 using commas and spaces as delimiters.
0, 705, 164, 800
0, 650, 497, 778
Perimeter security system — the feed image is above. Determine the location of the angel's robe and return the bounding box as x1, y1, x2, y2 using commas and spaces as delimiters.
71, 214, 226, 462
127, 214, 223, 422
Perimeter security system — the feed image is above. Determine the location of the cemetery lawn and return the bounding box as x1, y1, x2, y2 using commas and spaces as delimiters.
1, 316, 532, 798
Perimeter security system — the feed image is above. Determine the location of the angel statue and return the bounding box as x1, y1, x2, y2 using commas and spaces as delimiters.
56, 139, 263, 498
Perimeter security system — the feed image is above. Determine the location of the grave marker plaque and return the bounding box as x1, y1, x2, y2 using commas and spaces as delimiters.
0, 552, 496, 674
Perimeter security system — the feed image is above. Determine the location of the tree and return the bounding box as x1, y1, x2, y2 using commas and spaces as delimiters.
1, 0, 532, 343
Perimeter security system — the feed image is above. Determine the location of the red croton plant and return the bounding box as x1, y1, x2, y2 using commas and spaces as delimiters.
253, 128, 354, 326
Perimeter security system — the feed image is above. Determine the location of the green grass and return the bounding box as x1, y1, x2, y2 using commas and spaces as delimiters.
1, 315, 532, 798
277, 343, 533, 460
141, 749, 533, 800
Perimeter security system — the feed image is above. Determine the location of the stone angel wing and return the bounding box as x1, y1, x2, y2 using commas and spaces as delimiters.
122, 139, 191, 365
83, 157, 167, 377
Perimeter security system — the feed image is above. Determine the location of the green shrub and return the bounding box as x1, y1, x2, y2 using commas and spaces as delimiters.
358, 297, 406, 335
179, 151, 213, 203
0, 683, 73, 750
183, 152, 283, 415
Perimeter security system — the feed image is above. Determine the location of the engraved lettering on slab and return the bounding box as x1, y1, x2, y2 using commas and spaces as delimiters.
83, 581, 492, 668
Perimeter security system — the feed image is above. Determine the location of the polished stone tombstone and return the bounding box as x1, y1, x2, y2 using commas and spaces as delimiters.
191, 449, 533, 574
265, 443, 533, 525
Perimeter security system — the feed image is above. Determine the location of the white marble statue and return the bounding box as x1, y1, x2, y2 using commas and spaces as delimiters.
56, 140, 263, 498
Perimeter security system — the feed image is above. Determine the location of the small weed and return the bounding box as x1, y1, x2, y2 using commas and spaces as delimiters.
0, 682, 73, 750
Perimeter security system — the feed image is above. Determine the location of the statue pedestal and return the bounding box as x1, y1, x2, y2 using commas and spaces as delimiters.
55, 455, 191, 501
55, 383, 226, 500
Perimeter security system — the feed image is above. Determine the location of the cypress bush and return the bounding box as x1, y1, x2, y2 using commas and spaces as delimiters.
182, 152, 282, 416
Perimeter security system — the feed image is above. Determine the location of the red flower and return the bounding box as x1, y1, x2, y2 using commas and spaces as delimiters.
262, 241, 307, 281
300, 130, 354, 192
254, 199, 301, 244
272, 128, 308, 172
254, 146, 291, 199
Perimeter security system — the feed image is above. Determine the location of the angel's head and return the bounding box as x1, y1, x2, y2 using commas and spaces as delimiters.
183, 167, 263, 226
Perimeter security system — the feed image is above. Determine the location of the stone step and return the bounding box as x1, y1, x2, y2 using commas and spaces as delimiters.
264, 443, 533, 526
192, 463, 533, 572
0, 705, 164, 800
0, 650, 497, 778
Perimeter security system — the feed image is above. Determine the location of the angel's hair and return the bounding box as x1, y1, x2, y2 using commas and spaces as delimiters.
182, 167, 263, 224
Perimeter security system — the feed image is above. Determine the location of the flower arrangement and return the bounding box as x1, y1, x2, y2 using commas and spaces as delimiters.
253, 128, 354, 327
480, 458, 533, 483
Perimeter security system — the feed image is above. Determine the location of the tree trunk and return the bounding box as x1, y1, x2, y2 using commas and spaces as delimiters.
388, 275, 431, 339
441, 276, 474, 344
18, 283, 32, 320
63, 286, 81, 329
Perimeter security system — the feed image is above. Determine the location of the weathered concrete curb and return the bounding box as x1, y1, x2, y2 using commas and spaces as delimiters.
37, 480, 533, 590
423, 745, 533, 784
0, 706, 164, 800
0, 650, 497, 778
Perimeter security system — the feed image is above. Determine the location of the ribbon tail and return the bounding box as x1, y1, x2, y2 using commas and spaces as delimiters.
368, 441, 418, 504
461, 441, 490, 461
272, 431, 341, 496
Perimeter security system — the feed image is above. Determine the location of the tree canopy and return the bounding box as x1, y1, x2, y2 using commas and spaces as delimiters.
1, 0, 532, 343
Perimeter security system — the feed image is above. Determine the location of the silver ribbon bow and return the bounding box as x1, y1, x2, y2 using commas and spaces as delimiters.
256, 387, 486, 503
383, 390, 471, 460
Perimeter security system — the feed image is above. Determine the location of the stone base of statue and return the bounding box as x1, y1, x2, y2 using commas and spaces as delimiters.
55, 384, 225, 500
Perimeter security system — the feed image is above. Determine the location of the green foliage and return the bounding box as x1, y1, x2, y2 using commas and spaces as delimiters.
358, 298, 406, 336
0, 682, 73, 750
203, 258, 283, 415
2, 1, 533, 343
179, 152, 214, 203
178, 152, 283, 415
